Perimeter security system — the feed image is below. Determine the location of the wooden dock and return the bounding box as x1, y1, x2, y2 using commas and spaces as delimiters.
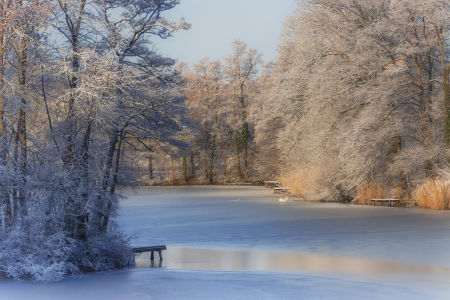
369, 199, 418, 207
400, 199, 417, 207
132, 245, 167, 260
264, 181, 279, 188
369, 199, 401, 207
273, 187, 290, 194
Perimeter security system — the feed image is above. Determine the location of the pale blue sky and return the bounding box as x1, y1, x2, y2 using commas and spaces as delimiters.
155, 0, 297, 67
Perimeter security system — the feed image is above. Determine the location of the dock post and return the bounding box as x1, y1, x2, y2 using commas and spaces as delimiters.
150, 251, 154, 261
158, 250, 163, 260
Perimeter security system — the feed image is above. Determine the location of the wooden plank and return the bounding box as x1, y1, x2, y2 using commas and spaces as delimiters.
264, 181, 279, 188
369, 199, 417, 207
273, 187, 289, 194
132, 245, 167, 253
400, 199, 417, 207
369, 199, 401, 207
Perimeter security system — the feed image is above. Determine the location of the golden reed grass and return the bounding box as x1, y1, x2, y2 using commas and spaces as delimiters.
352, 182, 388, 205
277, 170, 318, 198
413, 178, 450, 210
392, 186, 412, 200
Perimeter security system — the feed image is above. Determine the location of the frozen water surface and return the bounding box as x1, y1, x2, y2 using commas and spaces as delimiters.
2, 185, 450, 299
135, 247, 450, 276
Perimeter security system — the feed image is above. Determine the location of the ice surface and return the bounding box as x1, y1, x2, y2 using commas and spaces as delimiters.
135, 247, 450, 276
3, 268, 450, 300
2, 185, 450, 299
121, 186, 450, 267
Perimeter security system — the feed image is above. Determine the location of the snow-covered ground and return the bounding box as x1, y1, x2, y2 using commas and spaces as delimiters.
2, 186, 450, 299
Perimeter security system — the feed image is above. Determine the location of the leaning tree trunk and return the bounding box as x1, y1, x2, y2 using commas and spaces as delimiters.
98, 128, 120, 231
102, 129, 124, 233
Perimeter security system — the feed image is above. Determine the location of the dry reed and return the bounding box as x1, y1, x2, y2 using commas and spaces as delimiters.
352, 182, 388, 205
413, 178, 450, 210
392, 186, 412, 200
277, 170, 318, 198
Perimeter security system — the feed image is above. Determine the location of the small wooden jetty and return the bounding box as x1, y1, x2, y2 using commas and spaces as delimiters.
273, 187, 290, 194
369, 199, 401, 207
264, 181, 279, 188
132, 245, 167, 260
400, 199, 417, 207
369, 199, 418, 207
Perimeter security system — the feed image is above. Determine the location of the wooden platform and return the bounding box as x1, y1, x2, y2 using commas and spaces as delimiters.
398, 199, 418, 207
273, 187, 290, 194
369, 199, 401, 207
132, 245, 166, 260
264, 181, 279, 188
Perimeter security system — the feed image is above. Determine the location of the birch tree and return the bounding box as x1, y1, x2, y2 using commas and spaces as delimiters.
224, 39, 261, 180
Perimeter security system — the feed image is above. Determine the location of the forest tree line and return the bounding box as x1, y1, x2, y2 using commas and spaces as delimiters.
149, 0, 450, 212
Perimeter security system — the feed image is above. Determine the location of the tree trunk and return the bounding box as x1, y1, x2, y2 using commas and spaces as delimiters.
0, 23, 10, 225
17, 37, 28, 218
148, 150, 153, 181
190, 153, 195, 179
64, 0, 87, 165
13, 128, 19, 221
443, 67, 450, 149
183, 156, 187, 184
102, 130, 124, 233
203, 121, 208, 180
233, 130, 242, 179
437, 33, 450, 158
209, 135, 215, 183
240, 92, 248, 181
171, 156, 175, 184
97, 128, 120, 233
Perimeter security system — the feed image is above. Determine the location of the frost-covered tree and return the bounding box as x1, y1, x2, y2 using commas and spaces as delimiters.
0, 0, 190, 282
259, 0, 450, 199
186, 58, 223, 182
224, 39, 262, 180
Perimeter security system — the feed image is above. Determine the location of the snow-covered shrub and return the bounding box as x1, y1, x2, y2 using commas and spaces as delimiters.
0, 221, 133, 282
70, 226, 134, 273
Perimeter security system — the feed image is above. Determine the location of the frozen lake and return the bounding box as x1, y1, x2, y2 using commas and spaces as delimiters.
3, 186, 450, 299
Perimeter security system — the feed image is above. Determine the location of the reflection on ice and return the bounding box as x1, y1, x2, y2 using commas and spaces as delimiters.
150, 260, 163, 268
135, 248, 450, 277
